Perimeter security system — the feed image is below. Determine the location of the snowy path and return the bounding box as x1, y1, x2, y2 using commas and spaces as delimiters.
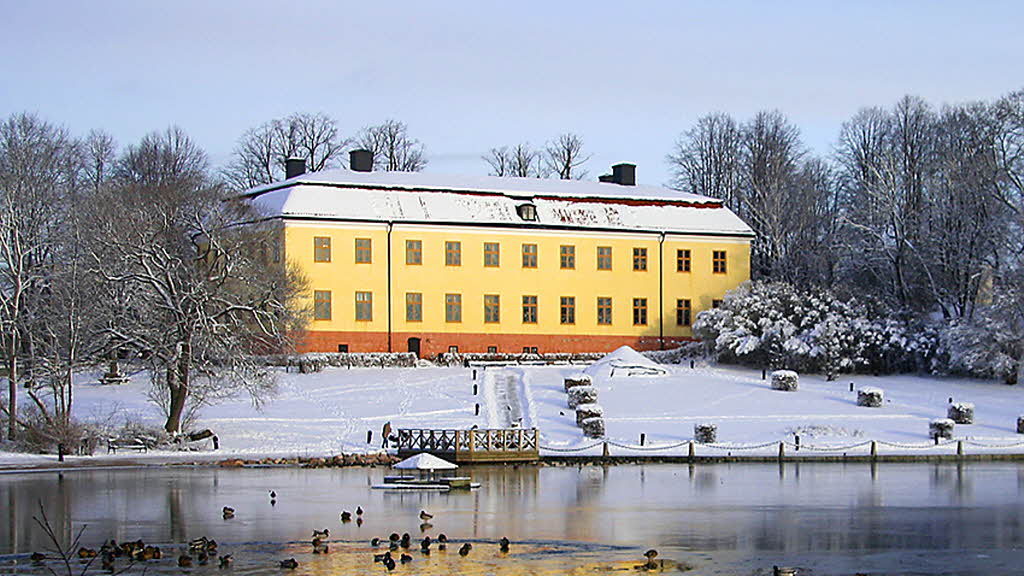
484, 368, 524, 427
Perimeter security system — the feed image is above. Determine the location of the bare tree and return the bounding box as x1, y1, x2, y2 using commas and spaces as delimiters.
90, 128, 307, 433
82, 129, 116, 193
545, 133, 590, 180
223, 112, 348, 190
484, 142, 544, 177
356, 119, 427, 172
667, 113, 743, 204
0, 113, 81, 440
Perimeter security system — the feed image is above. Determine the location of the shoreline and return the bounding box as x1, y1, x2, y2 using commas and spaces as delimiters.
4, 451, 1024, 474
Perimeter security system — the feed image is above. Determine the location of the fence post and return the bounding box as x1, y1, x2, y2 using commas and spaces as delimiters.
367, 430, 373, 445
762, 369, 767, 380
473, 369, 477, 380
795, 435, 800, 452
455, 430, 461, 458
688, 441, 695, 463
602, 442, 610, 458
957, 440, 964, 458
850, 382, 854, 392
468, 431, 475, 454
475, 403, 480, 416
473, 384, 478, 395
778, 441, 785, 462
640, 433, 646, 446
870, 440, 877, 462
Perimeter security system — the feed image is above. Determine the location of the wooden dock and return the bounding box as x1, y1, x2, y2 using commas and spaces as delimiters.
395, 428, 540, 463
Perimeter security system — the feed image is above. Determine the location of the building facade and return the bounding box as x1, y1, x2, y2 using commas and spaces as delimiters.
246, 155, 752, 356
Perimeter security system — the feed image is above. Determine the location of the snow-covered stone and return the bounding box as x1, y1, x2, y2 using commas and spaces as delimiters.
567, 386, 599, 408
771, 370, 799, 392
581, 417, 605, 438
575, 403, 603, 426
564, 373, 592, 392
948, 402, 974, 424
930, 418, 955, 439
857, 387, 884, 408
694, 423, 717, 443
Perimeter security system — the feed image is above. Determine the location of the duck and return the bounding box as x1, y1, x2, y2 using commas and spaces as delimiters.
421, 536, 432, 550
389, 533, 400, 542
400, 553, 413, 564
400, 533, 411, 548
389, 541, 399, 551
419, 522, 433, 532
356, 517, 364, 527
30, 552, 46, 563
437, 534, 448, 543
222, 506, 235, 519
458, 543, 472, 557
197, 551, 209, 566
419, 510, 433, 521
270, 490, 277, 500
78, 547, 98, 559
340, 510, 352, 522
218, 554, 233, 569
178, 554, 193, 568
373, 551, 392, 563
101, 553, 115, 572
312, 528, 330, 539
499, 537, 510, 553
371, 537, 382, 547
279, 558, 299, 569
150, 547, 163, 560
384, 557, 396, 571
356, 506, 363, 516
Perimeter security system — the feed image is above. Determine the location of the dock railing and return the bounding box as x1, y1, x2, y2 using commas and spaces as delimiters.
396, 428, 539, 463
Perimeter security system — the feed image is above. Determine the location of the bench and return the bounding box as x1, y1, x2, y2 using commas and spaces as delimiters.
106, 438, 149, 454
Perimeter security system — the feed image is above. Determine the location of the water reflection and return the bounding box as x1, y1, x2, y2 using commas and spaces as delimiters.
1, 462, 1023, 575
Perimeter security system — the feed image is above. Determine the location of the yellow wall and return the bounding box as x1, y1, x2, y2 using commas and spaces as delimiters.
285, 220, 750, 342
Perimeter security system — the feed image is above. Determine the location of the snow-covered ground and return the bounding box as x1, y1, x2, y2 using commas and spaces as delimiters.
4, 355, 1024, 467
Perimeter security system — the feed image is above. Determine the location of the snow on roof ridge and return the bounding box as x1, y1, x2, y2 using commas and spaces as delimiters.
250, 168, 719, 205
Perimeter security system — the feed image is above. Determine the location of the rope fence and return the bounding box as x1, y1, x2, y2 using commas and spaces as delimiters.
540, 435, 1021, 455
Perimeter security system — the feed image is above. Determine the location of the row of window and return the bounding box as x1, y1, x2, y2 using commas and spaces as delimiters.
313, 237, 728, 274
313, 291, 722, 326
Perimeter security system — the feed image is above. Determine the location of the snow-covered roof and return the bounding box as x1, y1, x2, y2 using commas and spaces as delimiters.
244, 170, 754, 237
392, 452, 458, 470
584, 346, 671, 379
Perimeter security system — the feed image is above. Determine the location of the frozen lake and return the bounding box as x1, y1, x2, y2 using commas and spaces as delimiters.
2, 462, 1023, 575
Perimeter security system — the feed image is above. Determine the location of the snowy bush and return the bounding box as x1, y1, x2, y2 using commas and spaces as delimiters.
574, 403, 603, 426
929, 418, 955, 439
857, 387, 884, 407
942, 290, 1024, 384
693, 281, 942, 378
262, 353, 419, 369
770, 370, 799, 391
947, 402, 974, 424
564, 373, 592, 392
581, 417, 605, 438
694, 423, 717, 443
567, 386, 599, 408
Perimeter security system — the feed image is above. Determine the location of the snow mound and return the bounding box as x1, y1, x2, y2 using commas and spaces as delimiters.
583, 346, 670, 380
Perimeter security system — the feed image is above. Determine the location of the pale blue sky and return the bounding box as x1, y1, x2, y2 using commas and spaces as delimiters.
1, 0, 1020, 185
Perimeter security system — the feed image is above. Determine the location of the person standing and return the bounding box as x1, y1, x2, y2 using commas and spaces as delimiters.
382, 421, 393, 448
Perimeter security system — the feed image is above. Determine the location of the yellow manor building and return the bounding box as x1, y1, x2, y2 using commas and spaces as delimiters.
245, 153, 752, 356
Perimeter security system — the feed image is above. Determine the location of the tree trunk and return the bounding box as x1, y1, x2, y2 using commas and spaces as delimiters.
6, 352, 15, 441
164, 343, 191, 434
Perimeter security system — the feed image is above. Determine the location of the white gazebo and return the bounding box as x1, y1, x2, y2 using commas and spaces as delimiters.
377, 452, 478, 490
